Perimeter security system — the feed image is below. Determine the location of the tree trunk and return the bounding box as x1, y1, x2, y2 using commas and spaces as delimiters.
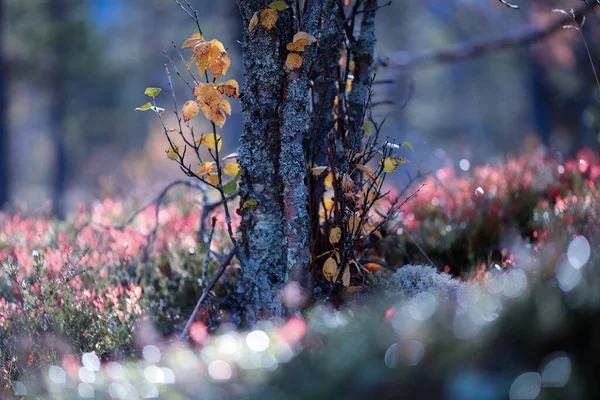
236, 0, 294, 321
0, 1, 9, 209
48, 0, 69, 218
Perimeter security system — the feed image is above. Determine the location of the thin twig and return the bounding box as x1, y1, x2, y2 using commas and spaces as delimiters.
378, 0, 598, 69
180, 246, 237, 339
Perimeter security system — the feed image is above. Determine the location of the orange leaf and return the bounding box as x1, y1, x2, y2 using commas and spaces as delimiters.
285, 53, 303, 69
217, 80, 239, 99
182, 101, 200, 122
194, 162, 214, 176
205, 173, 219, 186
193, 83, 229, 127
261, 9, 278, 30
286, 38, 308, 52
182, 33, 204, 49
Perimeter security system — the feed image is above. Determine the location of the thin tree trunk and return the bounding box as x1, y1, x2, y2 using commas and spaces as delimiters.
48, 0, 69, 218
281, 0, 321, 292
0, 2, 9, 208
236, 0, 294, 321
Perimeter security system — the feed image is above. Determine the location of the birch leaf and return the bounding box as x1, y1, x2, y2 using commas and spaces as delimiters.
135, 102, 152, 111
166, 145, 179, 161
323, 257, 337, 282
342, 263, 350, 287
217, 80, 239, 99
249, 12, 259, 32
261, 9, 278, 30
329, 227, 342, 245
182, 100, 200, 122
205, 173, 219, 186
285, 53, 303, 69
293, 31, 317, 44
268, 1, 289, 10
194, 162, 214, 176
286, 38, 308, 52
197, 133, 222, 152
182, 33, 204, 49
223, 163, 240, 177
144, 87, 162, 97
348, 215, 361, 235
382, 157, 409, 173
403, 141, 414, 151
311, 166, 327, 176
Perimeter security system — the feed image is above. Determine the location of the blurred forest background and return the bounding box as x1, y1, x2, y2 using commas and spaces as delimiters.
0, 0, 599, 216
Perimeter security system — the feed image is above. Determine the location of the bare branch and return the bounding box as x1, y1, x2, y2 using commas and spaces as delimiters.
378, 0, 598, 69
180, 246, 237, 339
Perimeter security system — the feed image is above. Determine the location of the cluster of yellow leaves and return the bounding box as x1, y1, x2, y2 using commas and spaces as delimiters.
183, 34, 230, 79
322, 250, 351, 287
249, 1, 289, 32
285, 32, 317, 70
181, 82, 236, 128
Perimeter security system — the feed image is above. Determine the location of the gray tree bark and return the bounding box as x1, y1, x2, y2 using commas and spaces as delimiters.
236, 0, 294, 321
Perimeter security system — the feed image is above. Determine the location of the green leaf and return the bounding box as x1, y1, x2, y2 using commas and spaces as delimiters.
362, 122, 373, 134
223, 171, 241, 195
135, 102, 152, 111
268, 1, 289, 10
403, 141, 414, 151
144, 87, 162, 97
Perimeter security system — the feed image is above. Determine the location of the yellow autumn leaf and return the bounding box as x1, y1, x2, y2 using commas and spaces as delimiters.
182, 33, 204, 49
292, 31, 317, 44
197, 133, 222, 152
166, 145, 179, 161
194, 162, 214, 176
329, 227, 342, 245
249, 12, 259, 32
243, 198, 258, 208
268, 1, 289, 10
216, 80, 239, 99
382, 157, 409, 173
348, 215, 361, 235
285, 53, 303, 69
205, 173, 219, 186
261, 8, 278, 30
323, 198, 334, 212
193, 83, 229, 128
224, 163, 240, 177
182, 100, 200, 123
322, 257, 338, 282
286, 38, 308, 52
219, 99, 232, 116
324, 172, 334, 187
342, 263, 350, 287
344, 0, 351, 5
190, 39, 230, 79
311, 166, 327, 176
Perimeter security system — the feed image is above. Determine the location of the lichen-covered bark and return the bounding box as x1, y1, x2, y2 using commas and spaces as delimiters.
237, 0, 293, 321
348, 0, 377, 143
281, 1, 321, 292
